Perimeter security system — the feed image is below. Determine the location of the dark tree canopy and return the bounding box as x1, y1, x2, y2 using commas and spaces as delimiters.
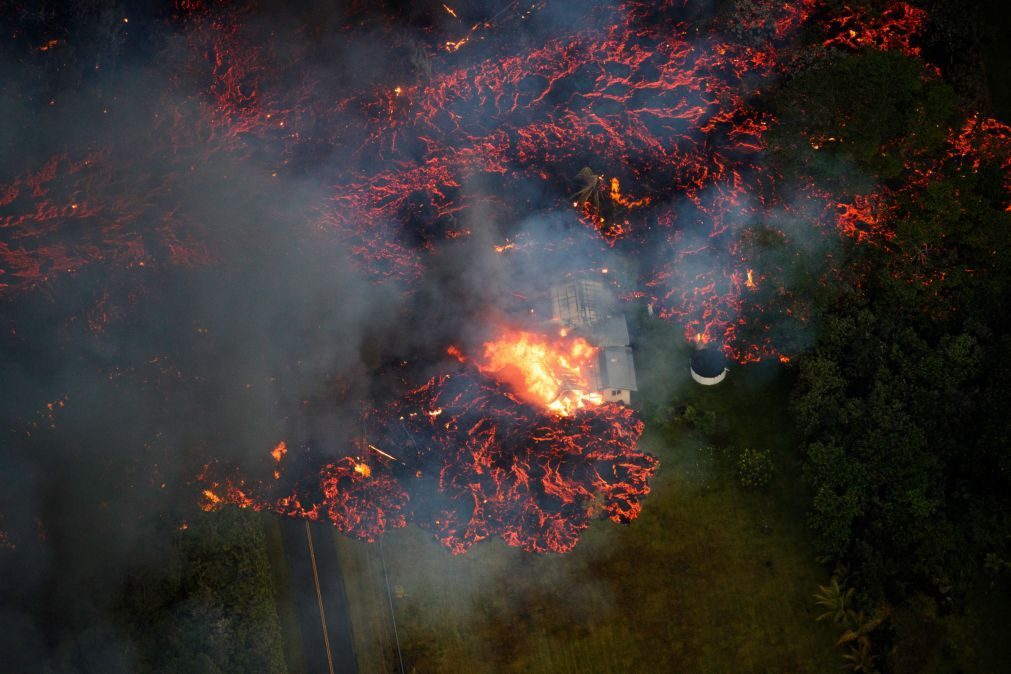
782, 47, 1011, 603
769, 49, 959, 192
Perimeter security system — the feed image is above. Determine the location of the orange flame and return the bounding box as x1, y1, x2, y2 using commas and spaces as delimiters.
608, 177, 651, 209
475, 328, 601, 415
270, 440, 287, 463
201, 488, 222, 510
445, 36, 470, 52
270, 440, 287, 479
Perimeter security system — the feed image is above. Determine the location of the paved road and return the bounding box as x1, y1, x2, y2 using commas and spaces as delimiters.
280, 519, 358, 674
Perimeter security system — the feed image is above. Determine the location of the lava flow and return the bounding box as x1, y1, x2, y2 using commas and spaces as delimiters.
5, 0, 1009, 556
200, 327, 654, 554
380, 367, 652, 554
199, 454, 409, 542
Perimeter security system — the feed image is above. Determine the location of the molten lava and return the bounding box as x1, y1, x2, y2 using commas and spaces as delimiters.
375, 365, 653, 554
199, 455, 409, 541
6, 0, 1009, 554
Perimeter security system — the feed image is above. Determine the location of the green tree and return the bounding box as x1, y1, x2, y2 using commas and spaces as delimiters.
814, 577, 855, 625
116, 510, 286, 673
769, 49, 958, 192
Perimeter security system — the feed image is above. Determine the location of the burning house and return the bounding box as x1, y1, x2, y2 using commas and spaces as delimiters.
550, 280, 638, 405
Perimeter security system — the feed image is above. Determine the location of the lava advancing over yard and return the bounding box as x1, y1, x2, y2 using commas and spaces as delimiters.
200, 328, 652, 553
3, 0, 1009, 553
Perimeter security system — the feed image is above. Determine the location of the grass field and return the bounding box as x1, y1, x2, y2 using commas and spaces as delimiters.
332, 320, 841, 673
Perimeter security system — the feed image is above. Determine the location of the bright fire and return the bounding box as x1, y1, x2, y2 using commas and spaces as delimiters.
270, 440, 287, 479
745, 269, 757, 290
476, 329, 601, 415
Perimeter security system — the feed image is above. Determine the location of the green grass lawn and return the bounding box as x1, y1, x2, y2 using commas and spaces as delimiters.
890, 575, 1011, 674
335, 321, 840, 673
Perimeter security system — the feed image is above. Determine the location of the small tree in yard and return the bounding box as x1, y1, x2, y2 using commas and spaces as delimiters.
814, 575, 890, 674
738, 447, 773, 488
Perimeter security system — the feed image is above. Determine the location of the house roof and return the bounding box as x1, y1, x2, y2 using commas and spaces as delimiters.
549, 278, 637, 393
550, 279, 611, 326
598, 346, 638, 392
589, 315, 630, 347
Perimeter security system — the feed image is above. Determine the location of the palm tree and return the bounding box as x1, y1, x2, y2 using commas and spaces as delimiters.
841, 636, 878, 673
814, 575, 889, 674
835, 609, 887, 647
572, 167, 604, 212
813, 577, 854, 625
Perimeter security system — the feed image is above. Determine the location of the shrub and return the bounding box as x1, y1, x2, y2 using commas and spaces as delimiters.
738, 447, 773, 488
